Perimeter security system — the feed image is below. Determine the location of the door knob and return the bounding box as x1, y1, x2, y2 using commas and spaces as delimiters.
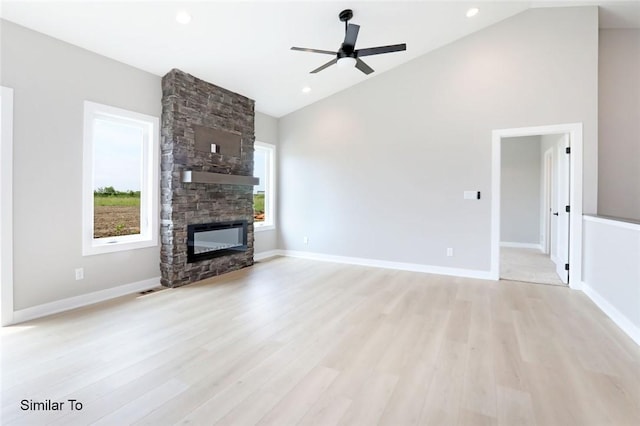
553, 212, 559, 216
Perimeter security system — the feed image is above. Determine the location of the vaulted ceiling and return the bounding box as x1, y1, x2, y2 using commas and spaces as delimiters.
1, 1, 638, 117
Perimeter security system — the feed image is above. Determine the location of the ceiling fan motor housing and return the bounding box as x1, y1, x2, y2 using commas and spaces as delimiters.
339, 9, 354, 22
338, 45, 356, 58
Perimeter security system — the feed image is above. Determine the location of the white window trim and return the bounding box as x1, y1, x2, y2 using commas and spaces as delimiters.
254, 141, 276, 232
1, 86, 14, 326
82, 101, 159, 256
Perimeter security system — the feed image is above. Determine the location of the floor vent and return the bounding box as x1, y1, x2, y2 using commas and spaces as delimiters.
138, 287, 165, 296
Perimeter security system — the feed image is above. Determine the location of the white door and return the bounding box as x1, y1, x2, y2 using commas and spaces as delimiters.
543, 149, 554, 255
554, 134, 570, 283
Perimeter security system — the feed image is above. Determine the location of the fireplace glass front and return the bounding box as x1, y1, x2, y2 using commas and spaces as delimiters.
187, 221, 247, 263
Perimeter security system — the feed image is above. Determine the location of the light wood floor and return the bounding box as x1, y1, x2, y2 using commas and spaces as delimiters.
2, 257, 639, 425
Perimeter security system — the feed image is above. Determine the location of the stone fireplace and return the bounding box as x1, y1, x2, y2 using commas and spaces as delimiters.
160, 69, 255, 288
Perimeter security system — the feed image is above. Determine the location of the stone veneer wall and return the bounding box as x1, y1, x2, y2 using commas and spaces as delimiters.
160, 69, 255, 287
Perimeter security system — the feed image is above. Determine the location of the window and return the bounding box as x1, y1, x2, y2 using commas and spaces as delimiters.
83, 101, 159, 255
253, 142, 275, 230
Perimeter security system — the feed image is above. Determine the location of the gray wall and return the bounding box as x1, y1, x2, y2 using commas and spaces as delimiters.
598, 29, 640, 221
501, 136, 541, 244
1, 21, 278, 309
254, 111, 279, 254
278, 7, 598, 272
0, 20, 162, 309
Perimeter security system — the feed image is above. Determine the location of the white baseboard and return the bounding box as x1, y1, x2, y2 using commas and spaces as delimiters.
280, 250, 492, 280
11, 277, 160, 325
254, 250, 281, 261
8, 250, 494, 325
500, 241, 543, 251
581, 282, 640, 346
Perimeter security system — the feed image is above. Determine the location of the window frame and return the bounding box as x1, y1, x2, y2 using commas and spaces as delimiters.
1, 86, 14, 326
82, 101, 159, 256
254, 141, 276, 232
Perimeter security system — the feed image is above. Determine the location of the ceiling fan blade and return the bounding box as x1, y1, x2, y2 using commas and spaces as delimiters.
291, 47, 337, 55
355, 58, 374, 75
310, 58, 337, 73
344, 23, 360, 47
356, 43, 407, 57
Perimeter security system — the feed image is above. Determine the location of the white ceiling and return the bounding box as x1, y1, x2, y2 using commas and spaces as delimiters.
1, 1, 639, 117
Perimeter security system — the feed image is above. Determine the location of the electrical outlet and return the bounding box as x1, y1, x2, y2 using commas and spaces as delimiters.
447, 248, 454, 257
303, 236, 309, 244
75, 268, 84, 280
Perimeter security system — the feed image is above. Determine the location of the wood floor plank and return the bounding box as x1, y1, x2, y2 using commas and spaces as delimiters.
461, 299, 497, 419
255, 365, 339, 425
491, 319, 529, 391
377, 376, 426, 426
134, 339, 285, 425
91, 378, 188, 426
458, 409, 499, 426
445, 300, 472, 343
336, 372, 398, 425
213, 391, 281, 426
419, 339, 469, 425
496, 385, 536, 426
297, 393, 353, 426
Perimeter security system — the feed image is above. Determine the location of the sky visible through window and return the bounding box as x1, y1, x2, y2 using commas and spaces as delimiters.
254, 148, 266, 193
93, 119, 142, 191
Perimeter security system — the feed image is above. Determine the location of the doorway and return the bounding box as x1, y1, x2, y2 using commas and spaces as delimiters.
499, 134, 568, 286
491, 123, 583, 289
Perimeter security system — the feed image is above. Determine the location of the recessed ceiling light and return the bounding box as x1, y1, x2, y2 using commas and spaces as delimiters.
302, 86, 311, 93
466, 8, 479, 18
176, 11, 192, 25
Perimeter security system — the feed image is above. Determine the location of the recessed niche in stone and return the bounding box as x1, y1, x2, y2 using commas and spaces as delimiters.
194, 124, 241, 157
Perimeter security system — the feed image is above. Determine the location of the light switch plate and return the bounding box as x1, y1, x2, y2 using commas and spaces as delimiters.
464, 191, 480, 200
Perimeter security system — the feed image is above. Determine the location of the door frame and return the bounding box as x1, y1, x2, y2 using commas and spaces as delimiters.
1, 86, 14, 326
542, 147, 554, 256
491, 123, 583, 289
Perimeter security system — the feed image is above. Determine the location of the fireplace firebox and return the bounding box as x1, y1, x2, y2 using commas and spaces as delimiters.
187, 221, 248, 263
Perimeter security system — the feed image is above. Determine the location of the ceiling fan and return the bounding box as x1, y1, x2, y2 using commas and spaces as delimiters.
291, 9, 407, 75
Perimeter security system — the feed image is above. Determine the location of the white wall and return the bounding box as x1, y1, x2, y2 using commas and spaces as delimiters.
598, 29, 640, 221
582, 216, 640, 344
278, 7, 598, 272
501, 136, 541, 245
254, 111, 279, 254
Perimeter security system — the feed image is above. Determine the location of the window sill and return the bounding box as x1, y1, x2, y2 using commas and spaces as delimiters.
83, 236, 158, 256
254, 224, 276, 232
